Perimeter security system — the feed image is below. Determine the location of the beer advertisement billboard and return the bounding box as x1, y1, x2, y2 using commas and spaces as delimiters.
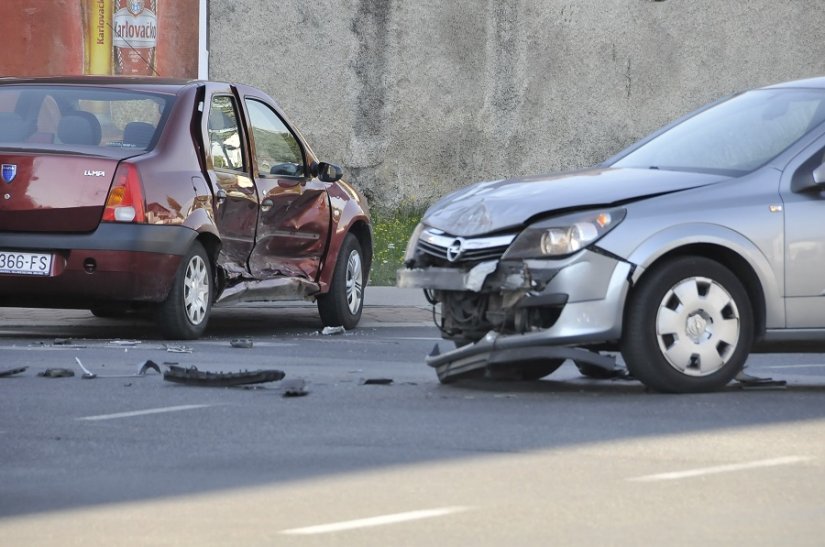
0, 0, 203, 78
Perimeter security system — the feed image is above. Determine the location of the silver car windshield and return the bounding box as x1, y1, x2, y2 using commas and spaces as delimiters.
612, 89, 825, 175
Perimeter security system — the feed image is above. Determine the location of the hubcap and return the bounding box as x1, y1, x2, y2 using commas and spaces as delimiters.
184, 255, 209, 325
655, 276, 740, 377
345, 250, 363, 315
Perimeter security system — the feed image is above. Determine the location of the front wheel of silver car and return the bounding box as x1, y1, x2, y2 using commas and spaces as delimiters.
621, 256, 753, 393
156, 241, 212, 340
317, 233, 364, 330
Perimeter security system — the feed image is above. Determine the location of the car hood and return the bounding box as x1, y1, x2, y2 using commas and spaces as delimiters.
423, 167, 731, 236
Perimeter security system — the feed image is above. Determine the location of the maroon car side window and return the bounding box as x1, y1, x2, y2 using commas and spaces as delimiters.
207, 95, 246, 172
245, 99, 305, 178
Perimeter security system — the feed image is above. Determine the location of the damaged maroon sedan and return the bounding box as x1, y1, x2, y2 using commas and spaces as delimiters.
0, 77, 371, 339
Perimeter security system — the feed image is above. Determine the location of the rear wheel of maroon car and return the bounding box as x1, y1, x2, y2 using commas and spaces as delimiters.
156, 241, 212, 340
318, 233, 364, 330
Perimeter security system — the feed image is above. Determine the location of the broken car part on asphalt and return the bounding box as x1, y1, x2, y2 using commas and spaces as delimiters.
163, 365, 285, 387
73, 358, 162, 379
0, 366, 28, 377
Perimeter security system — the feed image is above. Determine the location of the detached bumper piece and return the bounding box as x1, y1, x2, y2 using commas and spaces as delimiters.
427, 333, 617, 383
163, 365, 285, 387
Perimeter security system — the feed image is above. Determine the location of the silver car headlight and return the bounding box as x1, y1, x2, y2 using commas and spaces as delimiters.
504, 208, 626, 259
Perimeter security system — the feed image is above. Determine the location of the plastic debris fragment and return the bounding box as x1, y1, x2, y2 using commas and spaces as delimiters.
361, 378, 393, 385
163, 365, 285, 387
282, 378, 308, 397
38, 368, 75, 378
0, 366, 27, 378
321, 326, 345, 335
230, 339, 253, 348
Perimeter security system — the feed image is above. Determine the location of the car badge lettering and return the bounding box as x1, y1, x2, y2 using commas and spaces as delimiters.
1, 164, 17, 183
446, 238, 464, 263
83, 170, 106, 177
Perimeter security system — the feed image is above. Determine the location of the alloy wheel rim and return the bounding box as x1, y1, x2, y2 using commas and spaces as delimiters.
654, 276, 740, 377
345, 250, 363, 315
184, 255, 209, 325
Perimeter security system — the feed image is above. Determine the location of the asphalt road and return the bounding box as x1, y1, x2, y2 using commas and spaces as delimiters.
1, 297, 825, 546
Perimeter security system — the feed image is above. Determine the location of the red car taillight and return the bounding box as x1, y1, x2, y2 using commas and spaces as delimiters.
102, 163, 146, 223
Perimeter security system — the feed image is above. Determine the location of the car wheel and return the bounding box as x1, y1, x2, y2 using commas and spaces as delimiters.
621, 256, 753, 393
156, 241, 212, 340
317, 233, 364, 330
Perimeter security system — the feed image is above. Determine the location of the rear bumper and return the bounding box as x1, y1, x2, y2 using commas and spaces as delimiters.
0, 223, 197, 307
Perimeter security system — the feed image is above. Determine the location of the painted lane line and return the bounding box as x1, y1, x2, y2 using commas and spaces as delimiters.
77, 404, 215, 421
280, 506, 471, 535
628, 456, 813, 482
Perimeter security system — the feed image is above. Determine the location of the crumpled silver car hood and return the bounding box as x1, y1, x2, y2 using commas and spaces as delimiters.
423, 167, 730, 236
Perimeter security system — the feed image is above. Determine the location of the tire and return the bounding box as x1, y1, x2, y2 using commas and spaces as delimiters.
317, 233, 365, 330
156, 241, 212, 340
621, 256, 753, 393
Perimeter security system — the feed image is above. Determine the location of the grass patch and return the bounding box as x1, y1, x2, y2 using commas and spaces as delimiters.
369, 205, 427, 286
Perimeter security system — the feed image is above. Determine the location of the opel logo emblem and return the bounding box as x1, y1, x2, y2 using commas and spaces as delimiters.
446, 238, 464, 262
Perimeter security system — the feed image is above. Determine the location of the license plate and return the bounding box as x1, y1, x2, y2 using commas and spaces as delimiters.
0, 251, 53, 276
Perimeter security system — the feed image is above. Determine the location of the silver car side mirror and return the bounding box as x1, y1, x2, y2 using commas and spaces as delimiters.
814, 163, 825, 184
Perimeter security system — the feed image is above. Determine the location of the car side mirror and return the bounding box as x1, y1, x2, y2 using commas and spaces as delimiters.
814, 163, 825, 185
314, 161, 343, 182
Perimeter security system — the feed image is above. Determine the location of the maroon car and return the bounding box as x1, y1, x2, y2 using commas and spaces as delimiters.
0, 77, 372, 339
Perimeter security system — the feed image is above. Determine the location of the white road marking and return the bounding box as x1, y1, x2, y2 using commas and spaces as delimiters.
280, 506, 471, 535
77, 404, 214, 421
628, 456, 812, 482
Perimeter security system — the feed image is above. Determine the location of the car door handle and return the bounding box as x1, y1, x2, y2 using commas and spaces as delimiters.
261, 198, 273, 212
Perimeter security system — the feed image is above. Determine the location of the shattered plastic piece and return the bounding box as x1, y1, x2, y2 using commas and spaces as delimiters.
165, 344, 193, 353
734, 370, 787, 390
282, 378, 308, 397
38, 368, 75, 378
0, 366, 27, 377
108, 340, 141, 346
230, 339, 254, 349
138, 360, 162, 375
321, 326, 346, 335
53, 338, 72, 345
163, 365, 285, 387
361, 378, 393, 385
75, 357, 97, 379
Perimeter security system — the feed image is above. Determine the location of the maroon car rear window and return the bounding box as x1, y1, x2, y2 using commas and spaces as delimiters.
0, 85, 172, 154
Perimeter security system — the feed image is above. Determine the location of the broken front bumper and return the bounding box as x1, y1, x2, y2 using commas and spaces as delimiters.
398, 249, 636, 381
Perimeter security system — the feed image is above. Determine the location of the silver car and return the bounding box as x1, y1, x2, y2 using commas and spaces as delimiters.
399, 76, 825, 393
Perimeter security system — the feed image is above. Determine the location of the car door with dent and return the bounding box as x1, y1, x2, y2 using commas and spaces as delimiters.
202, 85, 257, 278
243, 97, 331, 282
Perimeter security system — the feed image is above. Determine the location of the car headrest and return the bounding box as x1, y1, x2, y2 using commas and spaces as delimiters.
0, 112, 31, 142
123, 121, 155, 148
57, 112, 102, 145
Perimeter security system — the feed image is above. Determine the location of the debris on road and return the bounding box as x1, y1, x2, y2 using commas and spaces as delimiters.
165, 344, 193, 353
53, 338, 72, 345
163, 365, 285, 387
0, 366, 27, 377
361, 378, 393, 385
75, 357, 97, 379
282, 378, 308, 397
230, 339, 253, 349
321, 326, 346, 335
108, 340, 141, 347
734, 370, 787, 390
38, 368, 75, 378
72, 358, 161, 379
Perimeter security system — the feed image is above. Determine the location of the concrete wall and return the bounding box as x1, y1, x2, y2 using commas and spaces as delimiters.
209, 0, 825, 210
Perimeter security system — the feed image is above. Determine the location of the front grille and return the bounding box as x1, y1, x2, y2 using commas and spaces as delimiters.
416, 229, 515, 265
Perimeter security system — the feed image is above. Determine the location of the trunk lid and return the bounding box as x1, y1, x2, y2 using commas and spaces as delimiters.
0, 152, 119, 232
